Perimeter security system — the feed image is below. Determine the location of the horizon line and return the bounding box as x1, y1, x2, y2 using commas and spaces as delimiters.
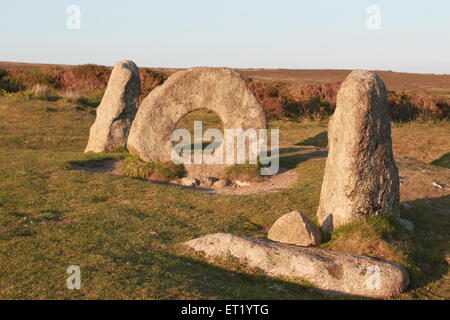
1, 60, 450, 76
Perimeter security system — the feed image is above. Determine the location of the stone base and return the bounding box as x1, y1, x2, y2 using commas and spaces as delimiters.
184, 163, 228, 179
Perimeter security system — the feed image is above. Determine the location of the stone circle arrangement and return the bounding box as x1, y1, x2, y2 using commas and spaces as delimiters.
85, 60, 411, 298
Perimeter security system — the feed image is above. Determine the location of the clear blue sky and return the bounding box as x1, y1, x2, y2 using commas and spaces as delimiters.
1, 0, 449, 74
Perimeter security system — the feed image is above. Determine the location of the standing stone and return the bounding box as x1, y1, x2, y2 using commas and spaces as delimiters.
268, 211, 322, 246
317, 70, 400, 231
85, 60, 141, 153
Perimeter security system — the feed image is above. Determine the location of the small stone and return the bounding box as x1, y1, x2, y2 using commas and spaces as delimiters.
399, 218, 414, 232
199, 177, 214, 187
432, 182, 446, 190
268, 211, 322, 247
268, 285, 288, 294
180, 177, 198, 187
212, 179, 230, 189
401, 202, 413, 209
235, 180, 252, 187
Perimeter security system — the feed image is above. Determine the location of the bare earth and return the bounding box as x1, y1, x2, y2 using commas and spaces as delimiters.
72, 151, 450, 201
73, 159, 299, 195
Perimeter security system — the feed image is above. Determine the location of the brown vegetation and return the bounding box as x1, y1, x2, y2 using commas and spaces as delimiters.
0, 62, 168, 105
0, 61, 449, 122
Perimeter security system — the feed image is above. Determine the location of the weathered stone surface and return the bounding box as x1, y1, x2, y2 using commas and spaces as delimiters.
184, 233, 409, 298
184, 163, 226, 179
268, 211, 321, 246
199, 177, 214, 187
317, 70, 400, 231
85, 60, 141, 153
127, 67, 267, 167
180, 177, 199, 187
212, 179, 231, 189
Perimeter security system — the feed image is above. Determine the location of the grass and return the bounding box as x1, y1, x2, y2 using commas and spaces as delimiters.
12, 84, 61, 102
120, 155, 184, 181
0, 95, 449, 299
223, 164, 262, 182
431, 153, 450, 169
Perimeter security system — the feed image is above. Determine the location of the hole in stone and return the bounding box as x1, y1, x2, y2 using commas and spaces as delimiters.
172, 108, 224, 156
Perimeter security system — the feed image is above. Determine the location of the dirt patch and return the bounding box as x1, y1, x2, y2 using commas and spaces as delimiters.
71, 155, 449, 198
210, 168, 298, 195
397, 157, 450, 202
72, 159, 298, 195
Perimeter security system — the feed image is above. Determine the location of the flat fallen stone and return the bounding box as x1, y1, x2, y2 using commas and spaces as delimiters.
184, 233, 410, 298
268, 211, 321, 246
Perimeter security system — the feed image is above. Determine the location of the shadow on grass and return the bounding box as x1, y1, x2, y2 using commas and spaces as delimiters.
400, 194, 449, 297
104, 247, 334, 300
277, 147, 327, 169
67, 153, 125, 170
430, 152, 450, 169
296, 131, 328, 148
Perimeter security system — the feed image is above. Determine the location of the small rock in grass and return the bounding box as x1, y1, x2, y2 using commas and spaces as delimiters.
268, 211, 322, 247
199, 177, 214, 188
235, 180, 252, 187
401, 202, 413, 209
180, 177, 199, 187
432, 181, 446, 190
399, 218, 414, 232
212, 179, 230, 189
268, 285, 288, 294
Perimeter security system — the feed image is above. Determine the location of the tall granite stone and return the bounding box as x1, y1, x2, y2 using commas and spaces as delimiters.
85, 60, 141, 153
317, 70, 400, 231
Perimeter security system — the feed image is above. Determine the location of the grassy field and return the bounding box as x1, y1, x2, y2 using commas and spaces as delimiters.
0, 95, 449, 299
